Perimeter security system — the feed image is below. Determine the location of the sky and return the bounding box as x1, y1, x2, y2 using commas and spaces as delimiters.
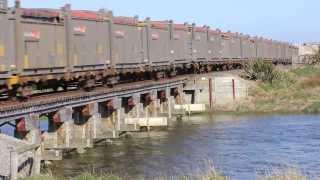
8, 0, 319, 44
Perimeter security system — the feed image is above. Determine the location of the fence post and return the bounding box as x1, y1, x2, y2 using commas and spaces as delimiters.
209, 78, 213, 109
232, 79, 236, 101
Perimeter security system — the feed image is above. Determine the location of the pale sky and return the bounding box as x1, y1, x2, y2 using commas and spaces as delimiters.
8, 0, 319, 43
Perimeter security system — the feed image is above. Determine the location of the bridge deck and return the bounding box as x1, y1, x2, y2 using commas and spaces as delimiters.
0, 78, 187, 123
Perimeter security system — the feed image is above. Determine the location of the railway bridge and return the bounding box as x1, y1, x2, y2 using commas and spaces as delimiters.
0, 71, 250, 180
0, 76, 212, 180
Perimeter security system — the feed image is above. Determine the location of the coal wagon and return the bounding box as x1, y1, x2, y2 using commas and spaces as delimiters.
111, 16, 147, 70
169, 22, 191, 66
207, 28, 222, 62
64, 8, 111, 73
241, 35, 256, 60
0, 3, 14, 88
191, 25, 208, 62
146, 20, 171, 67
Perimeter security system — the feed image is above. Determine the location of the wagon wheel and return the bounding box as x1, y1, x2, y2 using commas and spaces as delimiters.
0, 86, 9, 100
16, 85, 33, 101
82, 78, 96, 92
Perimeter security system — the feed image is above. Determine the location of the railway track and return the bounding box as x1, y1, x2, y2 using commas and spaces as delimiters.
0, 77, 187, 123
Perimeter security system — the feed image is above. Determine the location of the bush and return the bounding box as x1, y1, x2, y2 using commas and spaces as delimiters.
242, 59, 278, 84
242, 59, 295, 89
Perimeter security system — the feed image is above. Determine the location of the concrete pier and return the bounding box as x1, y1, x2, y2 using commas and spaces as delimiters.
124, 91, 169, 130
42, 105, 94, 154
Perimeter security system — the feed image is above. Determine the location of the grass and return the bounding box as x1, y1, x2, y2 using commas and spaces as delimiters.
257, 168, 308, 180
21, 173, 227, 180
21, 174, 121, 180
22, 167, 318, 180
234, 64, 320, 113
303, 101, 320, 114
291, 65, 320, 77
21, 163, 227, 180
299, 74, 320, 88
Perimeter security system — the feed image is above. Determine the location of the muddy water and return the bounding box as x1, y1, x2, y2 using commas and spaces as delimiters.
45, 114, 320, 179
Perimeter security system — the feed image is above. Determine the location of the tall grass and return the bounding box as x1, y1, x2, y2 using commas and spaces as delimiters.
22, 168, 316, 180
242, 59, 278, 83
257, 168, 308, 180
21, 173, 226, 180
21, 165, 227, 180
242, 59, 295, 89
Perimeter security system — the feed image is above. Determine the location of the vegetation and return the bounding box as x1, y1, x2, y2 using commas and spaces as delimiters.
22, 167, 318, 180
21, 174, 120, 180
257, 168, 308, 180
291, 65, 320, 77
242, 59, 295, 88
242, 59, 280, 83
21, 164, 227, 180
21, 173, 226, 180
237, 62, 320, 113
309, 48, 320, 64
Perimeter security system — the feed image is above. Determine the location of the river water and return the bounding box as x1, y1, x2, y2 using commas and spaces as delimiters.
45, 114, 320, 179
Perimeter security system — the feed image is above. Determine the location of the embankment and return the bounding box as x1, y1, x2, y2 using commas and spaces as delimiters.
215, 64, 320, 114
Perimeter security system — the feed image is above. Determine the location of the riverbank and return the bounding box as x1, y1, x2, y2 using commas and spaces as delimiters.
23, 168, 227, 180
23, 174, 227, 180
214, 64, 320, 114
22, 168, 309, 180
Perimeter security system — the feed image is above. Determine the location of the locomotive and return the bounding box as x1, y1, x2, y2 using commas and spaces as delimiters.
0, 0, 298, 99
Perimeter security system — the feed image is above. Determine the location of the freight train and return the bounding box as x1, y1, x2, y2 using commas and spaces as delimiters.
0, 0, 299, 99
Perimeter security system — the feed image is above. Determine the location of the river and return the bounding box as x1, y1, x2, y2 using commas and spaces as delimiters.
6, 114, 320, 179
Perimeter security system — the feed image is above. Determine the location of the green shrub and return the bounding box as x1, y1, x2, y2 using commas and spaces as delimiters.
243, 59, 295, 89
242, 59, 278, 83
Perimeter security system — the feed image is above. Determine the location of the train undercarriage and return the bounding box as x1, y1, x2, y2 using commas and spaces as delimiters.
0, 59, 289, 101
